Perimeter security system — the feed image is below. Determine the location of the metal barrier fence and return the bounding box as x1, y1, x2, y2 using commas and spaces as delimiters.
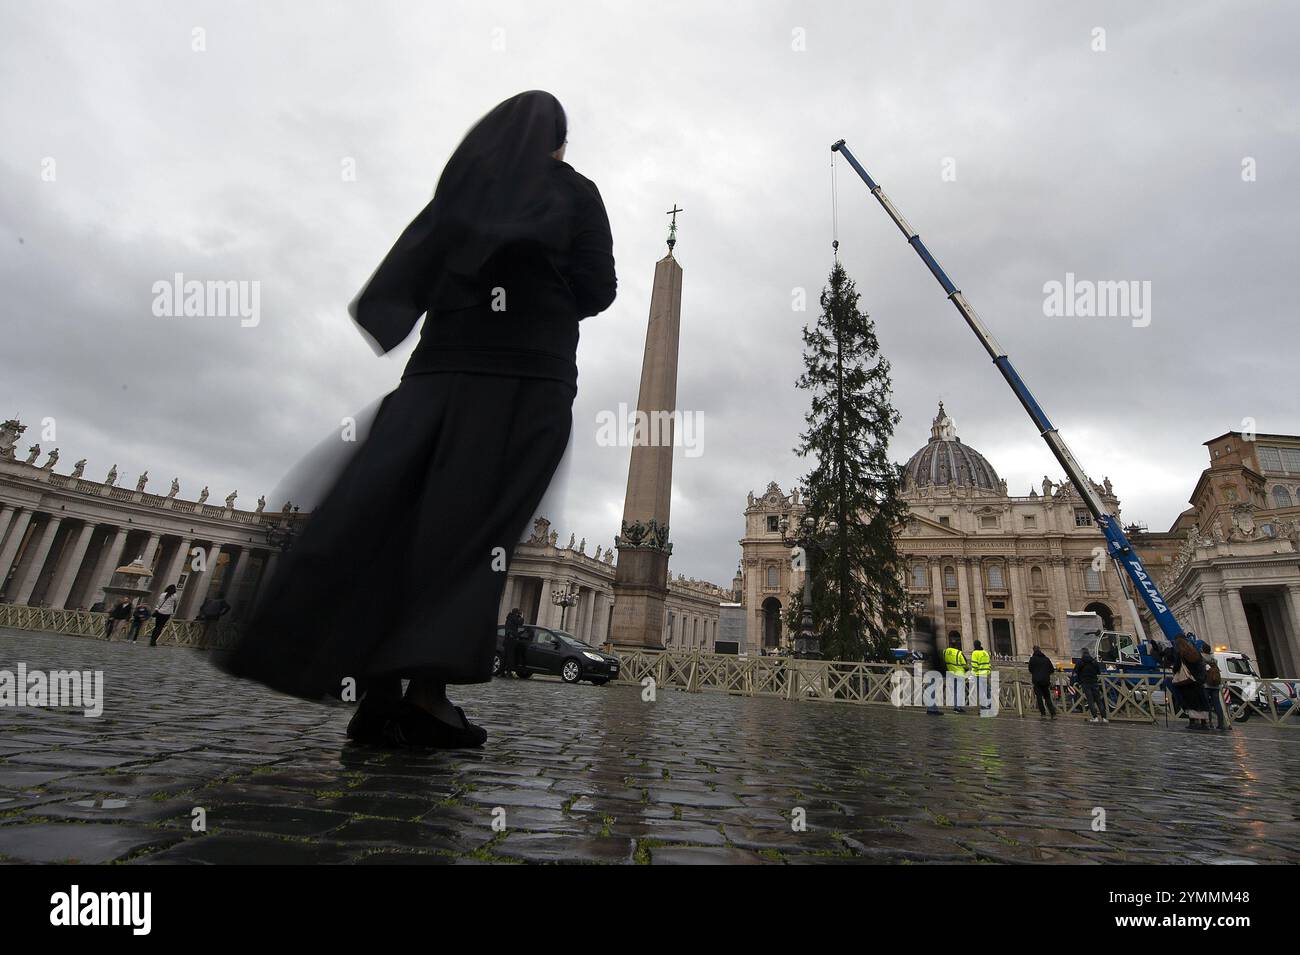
611, 648, 1297, 726
0, 603, 241, 651
2, 605, 1293, 726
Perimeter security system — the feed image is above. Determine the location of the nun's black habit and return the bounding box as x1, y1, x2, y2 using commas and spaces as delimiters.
221, 91, 616, 703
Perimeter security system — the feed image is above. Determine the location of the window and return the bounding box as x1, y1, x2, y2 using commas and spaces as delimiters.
939, 515, 950, 526
991, 600, 1006, 610
1030, 566, 1045, 590
987, 564, 1005, 589
1273, 486, 1294, 508
911, 564, 927, 589
946, 599, 958, 608
767, 515, 780, 532
1085, 565, 1102, 591
979, 515, 998, 529
944, 566, 957, 590
1257, 445, 1300, 474
765, 565, 778, 588
1023, 515, 1037, 529
1074, 509, 1093, 527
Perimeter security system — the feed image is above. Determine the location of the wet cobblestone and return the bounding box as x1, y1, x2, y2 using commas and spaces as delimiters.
1, 628, 1297, 864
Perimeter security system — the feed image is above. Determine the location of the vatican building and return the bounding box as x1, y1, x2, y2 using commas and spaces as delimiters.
739, 402, 1136, 660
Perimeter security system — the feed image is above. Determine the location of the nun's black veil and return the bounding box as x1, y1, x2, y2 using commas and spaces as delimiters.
350, 90, 570, 354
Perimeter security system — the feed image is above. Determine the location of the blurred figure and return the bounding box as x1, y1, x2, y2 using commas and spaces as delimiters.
104, 597, 132, 641
1197, 639, 1231, 732
1027, 644, 1056, 720
222, 91, 616, 751
1172, 633, 1210, 730
1074, 647, 1107, 723
129, 601, 151, 643
150, 585, 179, 647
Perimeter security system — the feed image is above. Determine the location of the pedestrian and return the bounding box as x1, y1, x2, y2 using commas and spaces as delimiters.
220, 91, 616, 750
129, 601, 151, 643
1028, 644, 1057, 719
970, 640, 992, 712
502, 606, 524, 677
150, 585, 179, 646
104, 597, 132, 641
1172, 632, 1210, 730
943, 642, 969, 713
1073, 647, 1108, 723
198, 591, 232, 624
1196, 638, 1231, 732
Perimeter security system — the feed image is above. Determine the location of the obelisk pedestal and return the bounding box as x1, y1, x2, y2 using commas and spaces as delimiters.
610, 241, 683, 649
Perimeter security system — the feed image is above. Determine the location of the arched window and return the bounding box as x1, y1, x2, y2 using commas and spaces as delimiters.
766, 564, 778, 588
911, 564, 927, 588
987, 563, 1005, 590
1030, 565, 1045, 591
943, 566, 957, 590
1085, 564, 1102, 591
1273, 485, 1294, 508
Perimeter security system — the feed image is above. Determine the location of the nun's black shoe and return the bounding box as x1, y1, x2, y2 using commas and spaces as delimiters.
345, 705, 393, 746
384, 702, 487, 749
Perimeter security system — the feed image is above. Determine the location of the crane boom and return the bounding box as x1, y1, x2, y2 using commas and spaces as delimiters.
831, 138, 1184, 644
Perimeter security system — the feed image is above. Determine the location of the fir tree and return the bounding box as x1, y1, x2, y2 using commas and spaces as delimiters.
793, 261, 908, 661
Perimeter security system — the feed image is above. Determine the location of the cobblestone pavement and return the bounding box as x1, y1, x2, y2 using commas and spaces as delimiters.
1, 628, 1297, 865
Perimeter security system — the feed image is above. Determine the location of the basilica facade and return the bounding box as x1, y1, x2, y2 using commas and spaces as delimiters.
738, 403, 1135, 660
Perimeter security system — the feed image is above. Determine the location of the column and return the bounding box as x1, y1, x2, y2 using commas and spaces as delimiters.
0, 504, 16, 552
151, 537, 191, 606
46, 521, 96, 609
88, 526, 130, 607
225, 546, 252, 616
13, 516, 63, 605
1201, 588, 1231, 645
139, 532, 161, 573
592, 591, 610, 645
180, 543, 223, 619
1221, 586, 1252, 652
969, 559, 987, 656
955, 558, 971, 648
1010, 558, 1031, 657
928, 558, 945, 642
580, 587, 596, 642
1279, 586, 1300, 676
1050, 557, 1072, 650
0, 509, 34, 598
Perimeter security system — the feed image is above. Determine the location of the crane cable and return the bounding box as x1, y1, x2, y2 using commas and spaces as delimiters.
830, 150, 840, 259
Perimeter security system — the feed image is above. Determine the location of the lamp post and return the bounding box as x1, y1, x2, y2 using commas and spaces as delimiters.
778, 513, 839, 659
551, 582, 579, 631
262, 504, 301, 553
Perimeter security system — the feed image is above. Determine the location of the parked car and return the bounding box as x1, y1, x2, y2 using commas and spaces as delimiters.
494, 625, 621, 685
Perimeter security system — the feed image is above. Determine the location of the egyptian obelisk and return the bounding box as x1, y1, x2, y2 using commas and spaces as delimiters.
609, 207, 684, 649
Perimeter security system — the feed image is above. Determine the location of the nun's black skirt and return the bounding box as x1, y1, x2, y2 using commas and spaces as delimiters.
221, 370, 575, 699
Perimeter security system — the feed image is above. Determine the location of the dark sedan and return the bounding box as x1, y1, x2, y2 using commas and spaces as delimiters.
494, 625, 621, 685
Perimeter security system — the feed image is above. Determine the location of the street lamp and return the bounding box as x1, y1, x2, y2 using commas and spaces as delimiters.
551, 583, 579, 630
778, 513, 839, 659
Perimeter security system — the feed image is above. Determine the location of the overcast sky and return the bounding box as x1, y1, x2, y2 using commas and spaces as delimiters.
3, 0, 1296, 588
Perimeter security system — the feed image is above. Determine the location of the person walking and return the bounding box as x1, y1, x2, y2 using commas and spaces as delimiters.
220, 91, 617, 750
150, 585, 179, 647
502, 607, 524, 677
104, 597, 132, 641
1073, 647, 1108, 723
1028, 645, 1057, 719
1172, 633, 1210, 730
129, 601, 151, 643
1196, 639, 1231, 732
943, 642, 969, 713
970, 640, 993, 712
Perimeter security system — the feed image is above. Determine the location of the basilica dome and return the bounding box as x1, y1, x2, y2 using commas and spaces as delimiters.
902, 402, 1001, 492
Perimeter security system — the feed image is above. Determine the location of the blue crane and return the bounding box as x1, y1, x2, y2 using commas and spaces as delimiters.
831, 139, 1184, 647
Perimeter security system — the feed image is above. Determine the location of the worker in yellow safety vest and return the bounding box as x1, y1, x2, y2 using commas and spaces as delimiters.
970, 641, 993, 711
943, 643, 969, 712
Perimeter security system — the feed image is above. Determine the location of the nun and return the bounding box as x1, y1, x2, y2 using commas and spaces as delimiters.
221, 90, 616, 748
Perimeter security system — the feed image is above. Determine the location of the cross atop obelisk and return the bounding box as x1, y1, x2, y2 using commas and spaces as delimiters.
665, 204, 683, 254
